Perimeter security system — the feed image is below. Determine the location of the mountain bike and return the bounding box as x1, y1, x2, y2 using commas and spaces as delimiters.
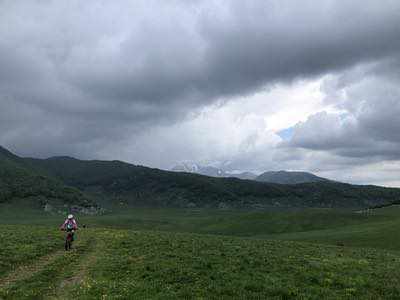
64, 229, 75, 251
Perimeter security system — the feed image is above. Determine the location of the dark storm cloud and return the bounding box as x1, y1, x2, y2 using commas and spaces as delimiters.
62, 1, 400, 105
200, 1, 400, 96
1, 0, 400, 160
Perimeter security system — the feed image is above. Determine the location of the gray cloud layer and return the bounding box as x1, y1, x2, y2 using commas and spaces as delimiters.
1, 0, 400, 185
288, 59, 400, 160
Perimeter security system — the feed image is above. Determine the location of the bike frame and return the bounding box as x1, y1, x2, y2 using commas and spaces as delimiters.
64, 229, 75, 251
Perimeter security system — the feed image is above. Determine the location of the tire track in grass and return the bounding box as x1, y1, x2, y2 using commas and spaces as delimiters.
50, 235, 103, 300
0, 249, 65, 291
0, 231, 92, 299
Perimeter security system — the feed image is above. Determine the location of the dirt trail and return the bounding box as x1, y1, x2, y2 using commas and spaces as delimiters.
50, 236, 103, 299
0, 249, 65, 290
0, 231, 101, 299
0, 232, 91, 294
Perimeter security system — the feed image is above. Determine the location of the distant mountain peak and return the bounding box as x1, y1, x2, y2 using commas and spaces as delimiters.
172, 162, 225, 177
171, 162, 257, 180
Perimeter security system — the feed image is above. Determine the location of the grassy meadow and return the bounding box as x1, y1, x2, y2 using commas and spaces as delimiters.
1, 205, 400, 298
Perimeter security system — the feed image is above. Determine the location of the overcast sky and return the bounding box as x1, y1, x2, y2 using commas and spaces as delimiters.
1, 0, 400, 186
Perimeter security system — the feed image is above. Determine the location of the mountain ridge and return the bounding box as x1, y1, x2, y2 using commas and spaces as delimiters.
2, 145, 400, 210
171, 163, 331, 184
24, 152, 400, 209
256, 170, 329, 184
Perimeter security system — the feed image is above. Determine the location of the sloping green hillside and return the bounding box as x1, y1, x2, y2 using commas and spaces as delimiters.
0, 147, 94, 208
256, 170, 329, 184
2, 144, 400, 209
24, 155, 400, 209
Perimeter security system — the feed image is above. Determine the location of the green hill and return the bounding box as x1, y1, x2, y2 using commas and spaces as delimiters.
256, 170, 329, 184
0, 146, 94, 209
2, 145, 400, 209
23, 154, 400, 209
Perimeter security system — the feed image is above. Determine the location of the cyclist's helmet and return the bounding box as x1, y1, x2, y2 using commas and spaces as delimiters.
68, 214, 74, 219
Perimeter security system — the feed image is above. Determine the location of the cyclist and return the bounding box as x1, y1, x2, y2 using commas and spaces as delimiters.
60, 214, 78, 243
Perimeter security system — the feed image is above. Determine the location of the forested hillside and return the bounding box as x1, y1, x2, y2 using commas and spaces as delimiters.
2, 145, 400, 209
0, 147, 94, 208
256, 171, 329, 184
24, 155, 400, 209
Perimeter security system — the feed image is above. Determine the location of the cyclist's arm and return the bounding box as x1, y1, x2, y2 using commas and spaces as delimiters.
60, 219, 67, 230
73, 219, 78, 230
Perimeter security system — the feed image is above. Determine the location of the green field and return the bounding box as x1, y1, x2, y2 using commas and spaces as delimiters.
1, 206, 400, 299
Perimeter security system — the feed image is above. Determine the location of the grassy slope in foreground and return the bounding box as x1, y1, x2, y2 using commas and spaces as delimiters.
74, 230, 400, 299
2, 207, 400, 298
24, 155, 400, 209
1, 226, 400, 299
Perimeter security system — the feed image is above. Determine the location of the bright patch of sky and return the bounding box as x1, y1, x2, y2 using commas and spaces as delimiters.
108, 77, 337, 171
